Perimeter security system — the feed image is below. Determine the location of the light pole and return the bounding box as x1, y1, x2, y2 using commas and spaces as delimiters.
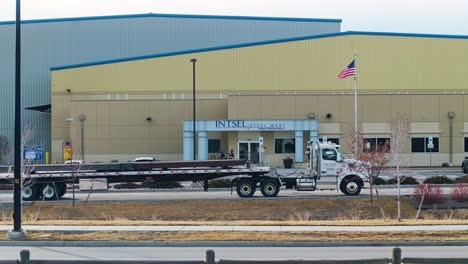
9, 0, 27, 239
190, 58, 197, 160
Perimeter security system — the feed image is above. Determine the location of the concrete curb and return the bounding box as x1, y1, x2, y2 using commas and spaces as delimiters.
0, 240, 467, 247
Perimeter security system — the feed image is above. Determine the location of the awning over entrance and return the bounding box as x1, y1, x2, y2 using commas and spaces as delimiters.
183, 119, 318, 162
25, 104, 51, 114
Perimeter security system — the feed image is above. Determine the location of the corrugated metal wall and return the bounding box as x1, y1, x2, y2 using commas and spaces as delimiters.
0, 14, 341, 164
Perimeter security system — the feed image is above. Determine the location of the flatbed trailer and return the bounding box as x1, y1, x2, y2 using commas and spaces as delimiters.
0, 141, 369, 200
0, 159, 275, 201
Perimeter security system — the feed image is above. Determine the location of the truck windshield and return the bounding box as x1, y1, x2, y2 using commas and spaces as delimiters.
336, 147, 345, 160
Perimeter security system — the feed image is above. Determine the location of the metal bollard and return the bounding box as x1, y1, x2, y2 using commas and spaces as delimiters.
392, 247, 402, 264
19, 250, 30, 264
206, 249, 215, 264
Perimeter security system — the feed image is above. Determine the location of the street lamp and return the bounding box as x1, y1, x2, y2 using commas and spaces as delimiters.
190, 58, 197, 160
8, 0, 27, 239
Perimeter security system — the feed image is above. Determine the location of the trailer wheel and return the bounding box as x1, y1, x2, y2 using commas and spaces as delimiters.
236, 179, 256, 198
56, 182, 67, 198
340, 178, 362, 196
22, 185, 40, 201
41, 184, 59, 200
260, 179, 280, 197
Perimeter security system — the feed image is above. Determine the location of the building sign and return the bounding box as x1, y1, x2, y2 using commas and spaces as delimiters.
23, 146, 43, 161
184, 119, 318, 133
214, 120, 287, 131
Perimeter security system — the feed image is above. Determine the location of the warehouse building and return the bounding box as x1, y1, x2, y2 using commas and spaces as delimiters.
50, 31, 468, 167
0, 13, 340, 163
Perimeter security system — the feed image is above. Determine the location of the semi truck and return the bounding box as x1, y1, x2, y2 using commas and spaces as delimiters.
0, 141, 368, 201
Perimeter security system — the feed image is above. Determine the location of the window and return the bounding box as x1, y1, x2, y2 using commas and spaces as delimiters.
465, 137, 468, 152
275, 138, 295, 154
321, 137, 340, 145
322, 148, 337, 161
363, 137, 390, 152
411, 137, 439, 153
208, 139, 221, 153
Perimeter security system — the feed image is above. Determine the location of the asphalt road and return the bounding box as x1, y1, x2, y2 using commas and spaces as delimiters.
0, 184, 460, 203
0, 185, 459, 203
0, 246, 467, 260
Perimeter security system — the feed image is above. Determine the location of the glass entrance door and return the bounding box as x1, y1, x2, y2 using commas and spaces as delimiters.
238, 141, 259, 164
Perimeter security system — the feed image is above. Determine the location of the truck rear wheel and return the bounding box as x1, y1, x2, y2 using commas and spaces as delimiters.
260, 179, 280, 197
340, 178, 362, 196
236, 179, 256, 198
22, 185, 40, 201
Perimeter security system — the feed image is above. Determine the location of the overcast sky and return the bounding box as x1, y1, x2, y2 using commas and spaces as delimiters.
1, 0, 467, 35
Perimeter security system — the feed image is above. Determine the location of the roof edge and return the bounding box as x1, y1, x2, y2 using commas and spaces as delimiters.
0, 13, 342, 25
50, 31, 468, 71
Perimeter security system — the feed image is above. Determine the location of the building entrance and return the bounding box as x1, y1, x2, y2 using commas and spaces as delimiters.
238, 141, 259, 164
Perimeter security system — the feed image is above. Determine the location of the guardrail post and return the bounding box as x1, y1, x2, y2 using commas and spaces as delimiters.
206, 249, 215, 264
392, 247, 401, 264
19, 249, 30, 264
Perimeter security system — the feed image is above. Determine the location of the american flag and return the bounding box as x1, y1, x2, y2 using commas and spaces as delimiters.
338, 60, 356, 79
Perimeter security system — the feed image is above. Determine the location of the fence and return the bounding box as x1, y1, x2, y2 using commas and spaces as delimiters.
8, 248, 468, 264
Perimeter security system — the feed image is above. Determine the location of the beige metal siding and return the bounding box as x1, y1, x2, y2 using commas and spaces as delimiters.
52, 35, 468, 94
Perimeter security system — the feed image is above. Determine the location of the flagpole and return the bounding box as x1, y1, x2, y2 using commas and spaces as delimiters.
354, 51, 358, 155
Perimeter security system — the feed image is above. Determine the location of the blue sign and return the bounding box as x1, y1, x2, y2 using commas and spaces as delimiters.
23, 146, 43, 161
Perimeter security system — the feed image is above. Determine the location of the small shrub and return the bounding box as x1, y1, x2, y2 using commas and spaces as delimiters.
455, 175, 468, 183
423, 175, 455, 184
451, 183, 468, 202
141, 181, 183, 189
373, 177, 387, 185
386, 176, 419, 185
208, 179, 232, 188
413, 184, 443, 205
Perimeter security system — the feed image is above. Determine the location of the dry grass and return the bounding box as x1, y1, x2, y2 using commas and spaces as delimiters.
1, 197, 467, 225
7, 230, 468, 242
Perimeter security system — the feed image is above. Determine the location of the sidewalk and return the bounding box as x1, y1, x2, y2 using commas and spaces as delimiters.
0, 225, 467, 232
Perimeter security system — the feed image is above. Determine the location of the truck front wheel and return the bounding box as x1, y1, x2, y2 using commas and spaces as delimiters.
340, 178, 362, 196
260, 179, 280, 197
236, 179, 256, 198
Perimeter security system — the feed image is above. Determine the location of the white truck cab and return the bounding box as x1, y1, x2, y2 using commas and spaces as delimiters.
298, 141, 368, 195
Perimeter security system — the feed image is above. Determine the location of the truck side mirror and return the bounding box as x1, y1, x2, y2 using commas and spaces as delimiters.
336, 155, 342, 162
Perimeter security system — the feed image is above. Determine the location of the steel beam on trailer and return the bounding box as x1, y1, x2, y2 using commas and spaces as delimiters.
0, 159, 248, 174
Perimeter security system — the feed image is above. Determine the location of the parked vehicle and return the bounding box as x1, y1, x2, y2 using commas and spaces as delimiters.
232, 140, 368, 198
0, 141, 367, 200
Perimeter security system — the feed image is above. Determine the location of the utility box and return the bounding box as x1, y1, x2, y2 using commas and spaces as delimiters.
79, 178, 108, 191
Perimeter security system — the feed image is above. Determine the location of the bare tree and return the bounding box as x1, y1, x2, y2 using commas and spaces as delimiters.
344, 134, 390, 218
0, 136, 11, 164
20, 125, 37, 192
390, 114, 410, 221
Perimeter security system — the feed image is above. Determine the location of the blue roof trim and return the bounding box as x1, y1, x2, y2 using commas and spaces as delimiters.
50, 31, 468, 71
0, 13, 342, 25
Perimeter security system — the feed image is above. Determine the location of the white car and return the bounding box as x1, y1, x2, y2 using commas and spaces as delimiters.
64, 159, 84, 165
134, 157, 157, 162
